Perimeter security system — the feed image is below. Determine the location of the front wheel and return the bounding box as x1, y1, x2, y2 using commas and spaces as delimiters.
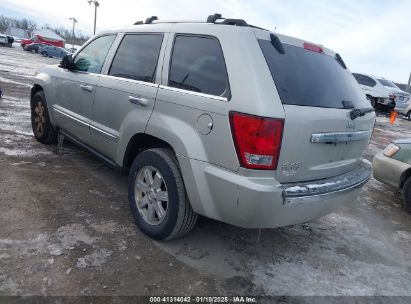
31, 91, 58, 144
41, 51, 48, 57
128, 148, 198, 240
406, 111, 411, 121
403, 178, 411, 214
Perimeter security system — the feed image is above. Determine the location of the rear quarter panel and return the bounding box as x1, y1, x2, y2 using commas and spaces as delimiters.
146, 25, 285, 171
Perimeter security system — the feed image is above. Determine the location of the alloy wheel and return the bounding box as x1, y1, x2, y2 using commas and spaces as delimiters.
134, 165, 169, 225
34, 101, 46, 136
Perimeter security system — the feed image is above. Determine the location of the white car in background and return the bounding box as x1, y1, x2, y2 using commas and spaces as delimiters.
353, 73, 409, 111
0, 33, 8, 46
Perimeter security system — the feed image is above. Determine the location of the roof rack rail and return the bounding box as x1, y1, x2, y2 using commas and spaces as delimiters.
207, 13, 222, 23
145, 16, 158, 24
206, 13, 248, 27
133, 16, 158, 25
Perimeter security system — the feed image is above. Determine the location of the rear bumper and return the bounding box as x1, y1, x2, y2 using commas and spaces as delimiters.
179, 156, 372, 229
395, 102, 410, 114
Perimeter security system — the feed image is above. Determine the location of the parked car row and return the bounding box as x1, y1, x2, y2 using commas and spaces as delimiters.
23, 42, 70, 58
353, 73, 411, 116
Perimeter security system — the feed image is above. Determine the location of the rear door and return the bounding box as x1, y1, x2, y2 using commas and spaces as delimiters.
90, 33, 164, 160
258, 38, 375, 183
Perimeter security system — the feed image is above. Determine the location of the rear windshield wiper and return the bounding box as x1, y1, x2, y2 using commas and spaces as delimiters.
350, 108, 374, 120
342, 100, 374, 120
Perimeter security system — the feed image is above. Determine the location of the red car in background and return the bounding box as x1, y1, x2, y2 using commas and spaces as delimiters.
21, 37, 64, 48
21, 29, 65, 49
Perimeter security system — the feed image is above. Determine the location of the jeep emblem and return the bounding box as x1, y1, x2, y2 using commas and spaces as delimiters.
346, 120, 356, 129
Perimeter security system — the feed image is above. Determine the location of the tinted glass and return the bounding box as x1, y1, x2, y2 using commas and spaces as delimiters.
169, 35, 229, 98
109, 34, 163, 82
74, 35, 116, 73
259, 40, 365, 109
353, 73, 376, 87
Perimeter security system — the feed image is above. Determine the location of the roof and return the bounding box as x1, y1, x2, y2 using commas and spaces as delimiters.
32, 29, 65, 41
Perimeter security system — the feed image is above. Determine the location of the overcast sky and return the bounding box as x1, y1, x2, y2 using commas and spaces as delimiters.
1, 0, 410, 83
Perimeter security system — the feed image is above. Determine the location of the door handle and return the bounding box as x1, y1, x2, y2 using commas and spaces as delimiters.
129, 96, 148, 106
80, 84, 93, 92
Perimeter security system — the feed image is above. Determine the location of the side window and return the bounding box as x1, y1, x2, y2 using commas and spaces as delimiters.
169, 35, 230, 98
353, 73, 377, 88
364, 76, 377, 87
74, 35, 116, 74
109, 34, 163, 82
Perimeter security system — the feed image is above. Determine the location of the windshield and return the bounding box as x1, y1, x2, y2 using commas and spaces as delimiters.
377, 79, 398, 88
259, 40, 365, 109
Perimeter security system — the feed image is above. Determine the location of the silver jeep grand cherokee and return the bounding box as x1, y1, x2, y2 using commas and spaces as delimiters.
30, 14, 375, 240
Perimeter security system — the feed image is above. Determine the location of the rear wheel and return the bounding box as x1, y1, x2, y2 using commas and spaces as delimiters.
128, 148, 198, 240
402, 178, 411, 214
31, 91, 57, 144
41, 51, 48, 57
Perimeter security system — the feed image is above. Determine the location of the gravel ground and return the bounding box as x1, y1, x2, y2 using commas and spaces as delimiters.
0, 44, 410, 298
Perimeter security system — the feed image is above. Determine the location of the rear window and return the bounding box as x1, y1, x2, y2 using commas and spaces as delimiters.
259, 40, 364, 109
377, 79, 398, 88
169, 35, 230, 98
353, 73, 377, 87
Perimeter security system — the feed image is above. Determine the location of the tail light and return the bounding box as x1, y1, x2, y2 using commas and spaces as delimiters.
229, 112, 284, 170
383, 143, 400, 158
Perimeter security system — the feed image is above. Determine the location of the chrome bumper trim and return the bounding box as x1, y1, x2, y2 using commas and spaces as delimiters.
282, 160, 372, 199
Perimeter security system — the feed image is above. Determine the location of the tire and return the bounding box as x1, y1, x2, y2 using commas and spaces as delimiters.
30, 91, 58, 144
406, 111, 411, 121
41, 51, 48, 57
403, 178, 411, 214
128, 148, 198, 240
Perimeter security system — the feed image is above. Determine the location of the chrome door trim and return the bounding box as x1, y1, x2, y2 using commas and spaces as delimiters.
100, 74, 159, 88
53, 106, 90, 128
159, 85, 228, 102
311, 131, 371, 143
90, 124, 119, 142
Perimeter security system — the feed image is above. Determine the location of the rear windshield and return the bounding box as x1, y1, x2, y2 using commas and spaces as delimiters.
377, 79, 398, 88
259, 40, 364, 109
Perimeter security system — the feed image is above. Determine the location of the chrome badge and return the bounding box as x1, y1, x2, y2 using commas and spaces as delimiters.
346, 120, 357, 130
281, 162, 301, 176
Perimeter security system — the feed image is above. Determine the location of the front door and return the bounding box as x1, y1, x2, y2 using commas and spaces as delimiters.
53, 34, 117, 145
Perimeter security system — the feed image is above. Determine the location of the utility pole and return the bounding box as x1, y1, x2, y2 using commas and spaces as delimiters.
88, 0, 100, 35
407, 72, 411, 93
69, 17, 77, 50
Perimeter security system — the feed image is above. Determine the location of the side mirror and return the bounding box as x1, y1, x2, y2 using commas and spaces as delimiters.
59, 54, 75, 70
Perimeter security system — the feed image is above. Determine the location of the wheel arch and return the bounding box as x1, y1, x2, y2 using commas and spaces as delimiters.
122, 133, 176, 171
30, 84, 44, 106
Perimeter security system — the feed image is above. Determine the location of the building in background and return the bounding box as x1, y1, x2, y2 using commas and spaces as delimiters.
21, 29, 65, 48
5, 26, 29, 39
